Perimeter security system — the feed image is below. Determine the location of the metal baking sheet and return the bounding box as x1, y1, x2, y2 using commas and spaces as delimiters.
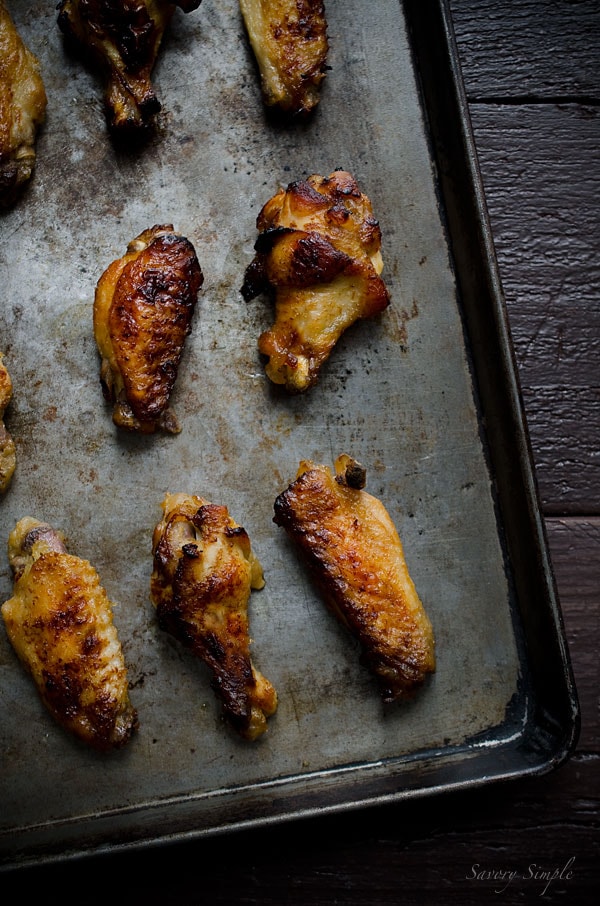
0, 0, 579, 869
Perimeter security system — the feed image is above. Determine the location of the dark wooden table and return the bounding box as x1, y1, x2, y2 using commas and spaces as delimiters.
5, 2, 599, 902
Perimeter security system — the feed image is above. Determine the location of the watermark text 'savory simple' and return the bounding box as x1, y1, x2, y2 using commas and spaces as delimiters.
466, 857, 576, 896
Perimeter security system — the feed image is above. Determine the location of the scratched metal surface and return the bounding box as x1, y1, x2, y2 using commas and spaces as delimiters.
1, 0, 525, 865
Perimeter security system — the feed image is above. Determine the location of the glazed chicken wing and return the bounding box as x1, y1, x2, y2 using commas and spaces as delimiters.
0, 1, 47, 206
239, 0, 328, 118
241, 170, 390, 392
151, 493, 277, 740
1, 517, 138, 751
57, 0, 201, 132
93, 224, 203, 434
273, 455, 435, 702
0, 354, 16, 493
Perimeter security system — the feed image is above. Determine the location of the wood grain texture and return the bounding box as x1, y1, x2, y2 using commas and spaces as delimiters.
449, 0, 600, 99
447, 0, 600, 514
466, 103, 600, 512
546, 517, 599, 750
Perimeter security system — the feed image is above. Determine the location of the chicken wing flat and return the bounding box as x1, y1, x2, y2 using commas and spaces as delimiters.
0, 354, 16, 493
239, 0, 328, 118
1, 517, 138, 751
57, 0, 201, 133
273, 454, 435, 702
151, 493, 277, 740
94, 224, 203, 434
0, 1, 47, 206
241, 170, 390, 392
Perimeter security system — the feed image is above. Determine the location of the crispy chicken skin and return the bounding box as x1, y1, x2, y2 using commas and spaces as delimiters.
57, 0, 201, 132
239, 0, 328, 118
0, 1, 47, 206
1, 517, 138, 751
93, 224, 203, 434
273, 455, 435, 702
0, 354, 16, 493
151, 493, 277, 740
242, 170, 390, 392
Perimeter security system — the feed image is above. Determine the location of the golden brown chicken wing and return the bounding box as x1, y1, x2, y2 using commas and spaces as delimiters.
0, 354, 16, 493
239, 0, 329, 118
151, 493, 277, 740
0, 1, 47, 206
1, 517, 138, 751
93, 224, 203, 434
241, 170, 391, 392
57, 0, 201, 133
273, 454, 435, 702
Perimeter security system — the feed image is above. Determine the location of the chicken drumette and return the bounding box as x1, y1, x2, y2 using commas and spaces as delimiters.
57, 0, 201, 133
1, 517, 138, 751
0, 354, 16, 493
274, 454, 436, 702
242, 170, 390, 392
0, 1, 47, 206
93, 224, 203, 434
151, 493, 277, 740
239, 0, 329, 118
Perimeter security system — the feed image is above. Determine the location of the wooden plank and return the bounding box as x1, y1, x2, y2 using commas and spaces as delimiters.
465, 102, 600, 512
523, 388, 600, 513
546, 517, 600, 749
449, 0, 600, 99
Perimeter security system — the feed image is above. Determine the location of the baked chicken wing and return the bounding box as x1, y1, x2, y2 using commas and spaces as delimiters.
0, 354, 16, 493
93, 224, 203, 434
151, 493, 277, 740
239, 0, 328, 118
0, 1, 47, 206
57, 0, 201, 133
1, 517, 138, 751
273, 454, 435, 702
241, 170, 390, 392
